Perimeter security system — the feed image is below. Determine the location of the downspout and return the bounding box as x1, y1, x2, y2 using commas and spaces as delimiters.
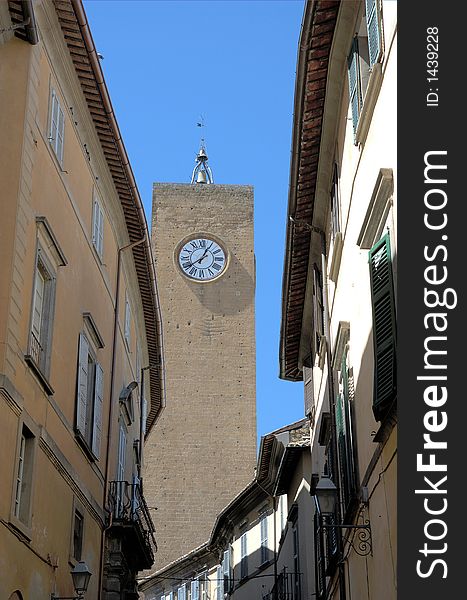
289, 219, 346, 600
98, 236, 146, 600
318, 230, 346, 600
22, 0, 39, 45
71, 0, 166, 432
257, 480, 278, 596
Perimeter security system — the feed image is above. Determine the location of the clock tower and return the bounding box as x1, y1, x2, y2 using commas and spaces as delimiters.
144, 146, 257, 571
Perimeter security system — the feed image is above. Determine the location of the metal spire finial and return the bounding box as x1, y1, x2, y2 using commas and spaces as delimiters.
191, 117, 214, 184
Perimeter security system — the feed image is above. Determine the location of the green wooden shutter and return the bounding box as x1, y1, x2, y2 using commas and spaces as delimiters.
369, 234, 396, 420
366, 0, 381, 66
347, 38, 361, 137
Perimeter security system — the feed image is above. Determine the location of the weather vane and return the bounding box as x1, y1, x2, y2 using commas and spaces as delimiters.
191, 115, 214, 184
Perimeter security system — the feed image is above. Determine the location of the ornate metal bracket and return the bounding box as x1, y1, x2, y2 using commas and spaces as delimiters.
322, 519, 373, 557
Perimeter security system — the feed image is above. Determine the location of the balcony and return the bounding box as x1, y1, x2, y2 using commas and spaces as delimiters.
107, 480, 157, 570
263, 569, 302, 600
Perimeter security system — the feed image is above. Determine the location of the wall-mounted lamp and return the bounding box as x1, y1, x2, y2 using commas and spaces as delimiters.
51, 561, 92, 599
314, 476, 372, 557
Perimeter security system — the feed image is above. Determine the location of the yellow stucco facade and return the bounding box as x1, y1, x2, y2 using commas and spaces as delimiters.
0, 2, 163, 598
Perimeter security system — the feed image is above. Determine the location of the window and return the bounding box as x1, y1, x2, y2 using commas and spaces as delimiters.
292, 523, 300, 600
335, 349, 358, 514
191, 579, 199, 600
177, 584, 186, 600
124, 294, 131, 348
114, 421, 127, 517
303, 366, 313, 417
222, 548, 231, 593
27, 250, 56, 382
48, 88, 65, 163
260, 511, 268, 564
330, 163, 341, 242
216, 565, 223, 600
312, 265, 324, 356
279, 495, 287, 534
347, 0, 383, 139
240, 531, 248, 579
72, 508, 84, 561
92, 196, 104, 259
76, 333, 104, 459
13, 425, 35, 527
369, 233, 396, 420
198, 574, 207, 600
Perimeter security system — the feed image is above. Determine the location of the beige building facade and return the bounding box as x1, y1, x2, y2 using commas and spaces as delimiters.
144, 182, 257, 570
280, 1, 397, 599
0, 1, 164, 598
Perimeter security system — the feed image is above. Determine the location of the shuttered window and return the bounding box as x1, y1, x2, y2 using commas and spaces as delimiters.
92, 198, 104, 259
28, 253, 56, 377
335, 350, 357, 514
49, 89, 65, 164
369, 234, 396, 420
240, 532, 248, 579
366, 0, 382, 66
303, 366, 313, 417
347, 37, 362, 137
177, 584, 186, 600
76, 333, 104, 459
216, 565, 223, 600
347, 1, 382, 139
223, 548, 231, 592
191, 579, 199, 600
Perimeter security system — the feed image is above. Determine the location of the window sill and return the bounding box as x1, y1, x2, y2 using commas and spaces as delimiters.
8, 515, 33, 542
24, 355, 54, 396
357, 168, 394, 249
373, 401, 397, 443
74, 431, 97, 463
355, 62, 383, 146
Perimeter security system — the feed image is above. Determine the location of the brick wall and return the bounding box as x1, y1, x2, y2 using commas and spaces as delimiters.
144, 183, 257, 571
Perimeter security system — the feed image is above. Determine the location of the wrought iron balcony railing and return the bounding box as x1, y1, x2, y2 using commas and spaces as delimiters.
28, 330, 43, 368
266, 568, 302, 600
108, 480, 157, 566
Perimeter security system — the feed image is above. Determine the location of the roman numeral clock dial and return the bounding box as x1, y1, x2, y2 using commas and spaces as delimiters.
177, 236, 228, 282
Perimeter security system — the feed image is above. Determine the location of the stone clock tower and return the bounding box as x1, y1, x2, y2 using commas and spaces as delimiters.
144, 146, 257, 571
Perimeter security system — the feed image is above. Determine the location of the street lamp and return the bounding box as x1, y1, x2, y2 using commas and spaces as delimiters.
314, 476, 372, 557
51, 561, 92, 599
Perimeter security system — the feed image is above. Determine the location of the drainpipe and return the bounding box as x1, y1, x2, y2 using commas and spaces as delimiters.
317, 230, 346, 600
289, 218, 346, 600
71, 0, 166, 432
257, 480, 278, 597
98, 235, 146, 600
22, 0, 39, 45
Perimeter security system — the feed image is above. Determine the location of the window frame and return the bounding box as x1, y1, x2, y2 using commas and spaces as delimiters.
92, 194, 105, 260
347, 0, 384, 144
70, 500, 85, 564
10, 419, 38, 538
240, 530, 248, 579
48, 87, 65, 165
26, 245, 57, 388
75, 332, 104, 460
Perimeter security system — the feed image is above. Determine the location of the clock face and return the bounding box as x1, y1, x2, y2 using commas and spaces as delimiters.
178, 236, 227, 281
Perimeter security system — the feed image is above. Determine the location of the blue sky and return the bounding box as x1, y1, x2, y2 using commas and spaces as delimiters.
84, 0, 305, 441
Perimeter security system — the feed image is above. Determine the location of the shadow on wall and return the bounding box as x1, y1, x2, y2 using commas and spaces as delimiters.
180, 253, 255, 316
